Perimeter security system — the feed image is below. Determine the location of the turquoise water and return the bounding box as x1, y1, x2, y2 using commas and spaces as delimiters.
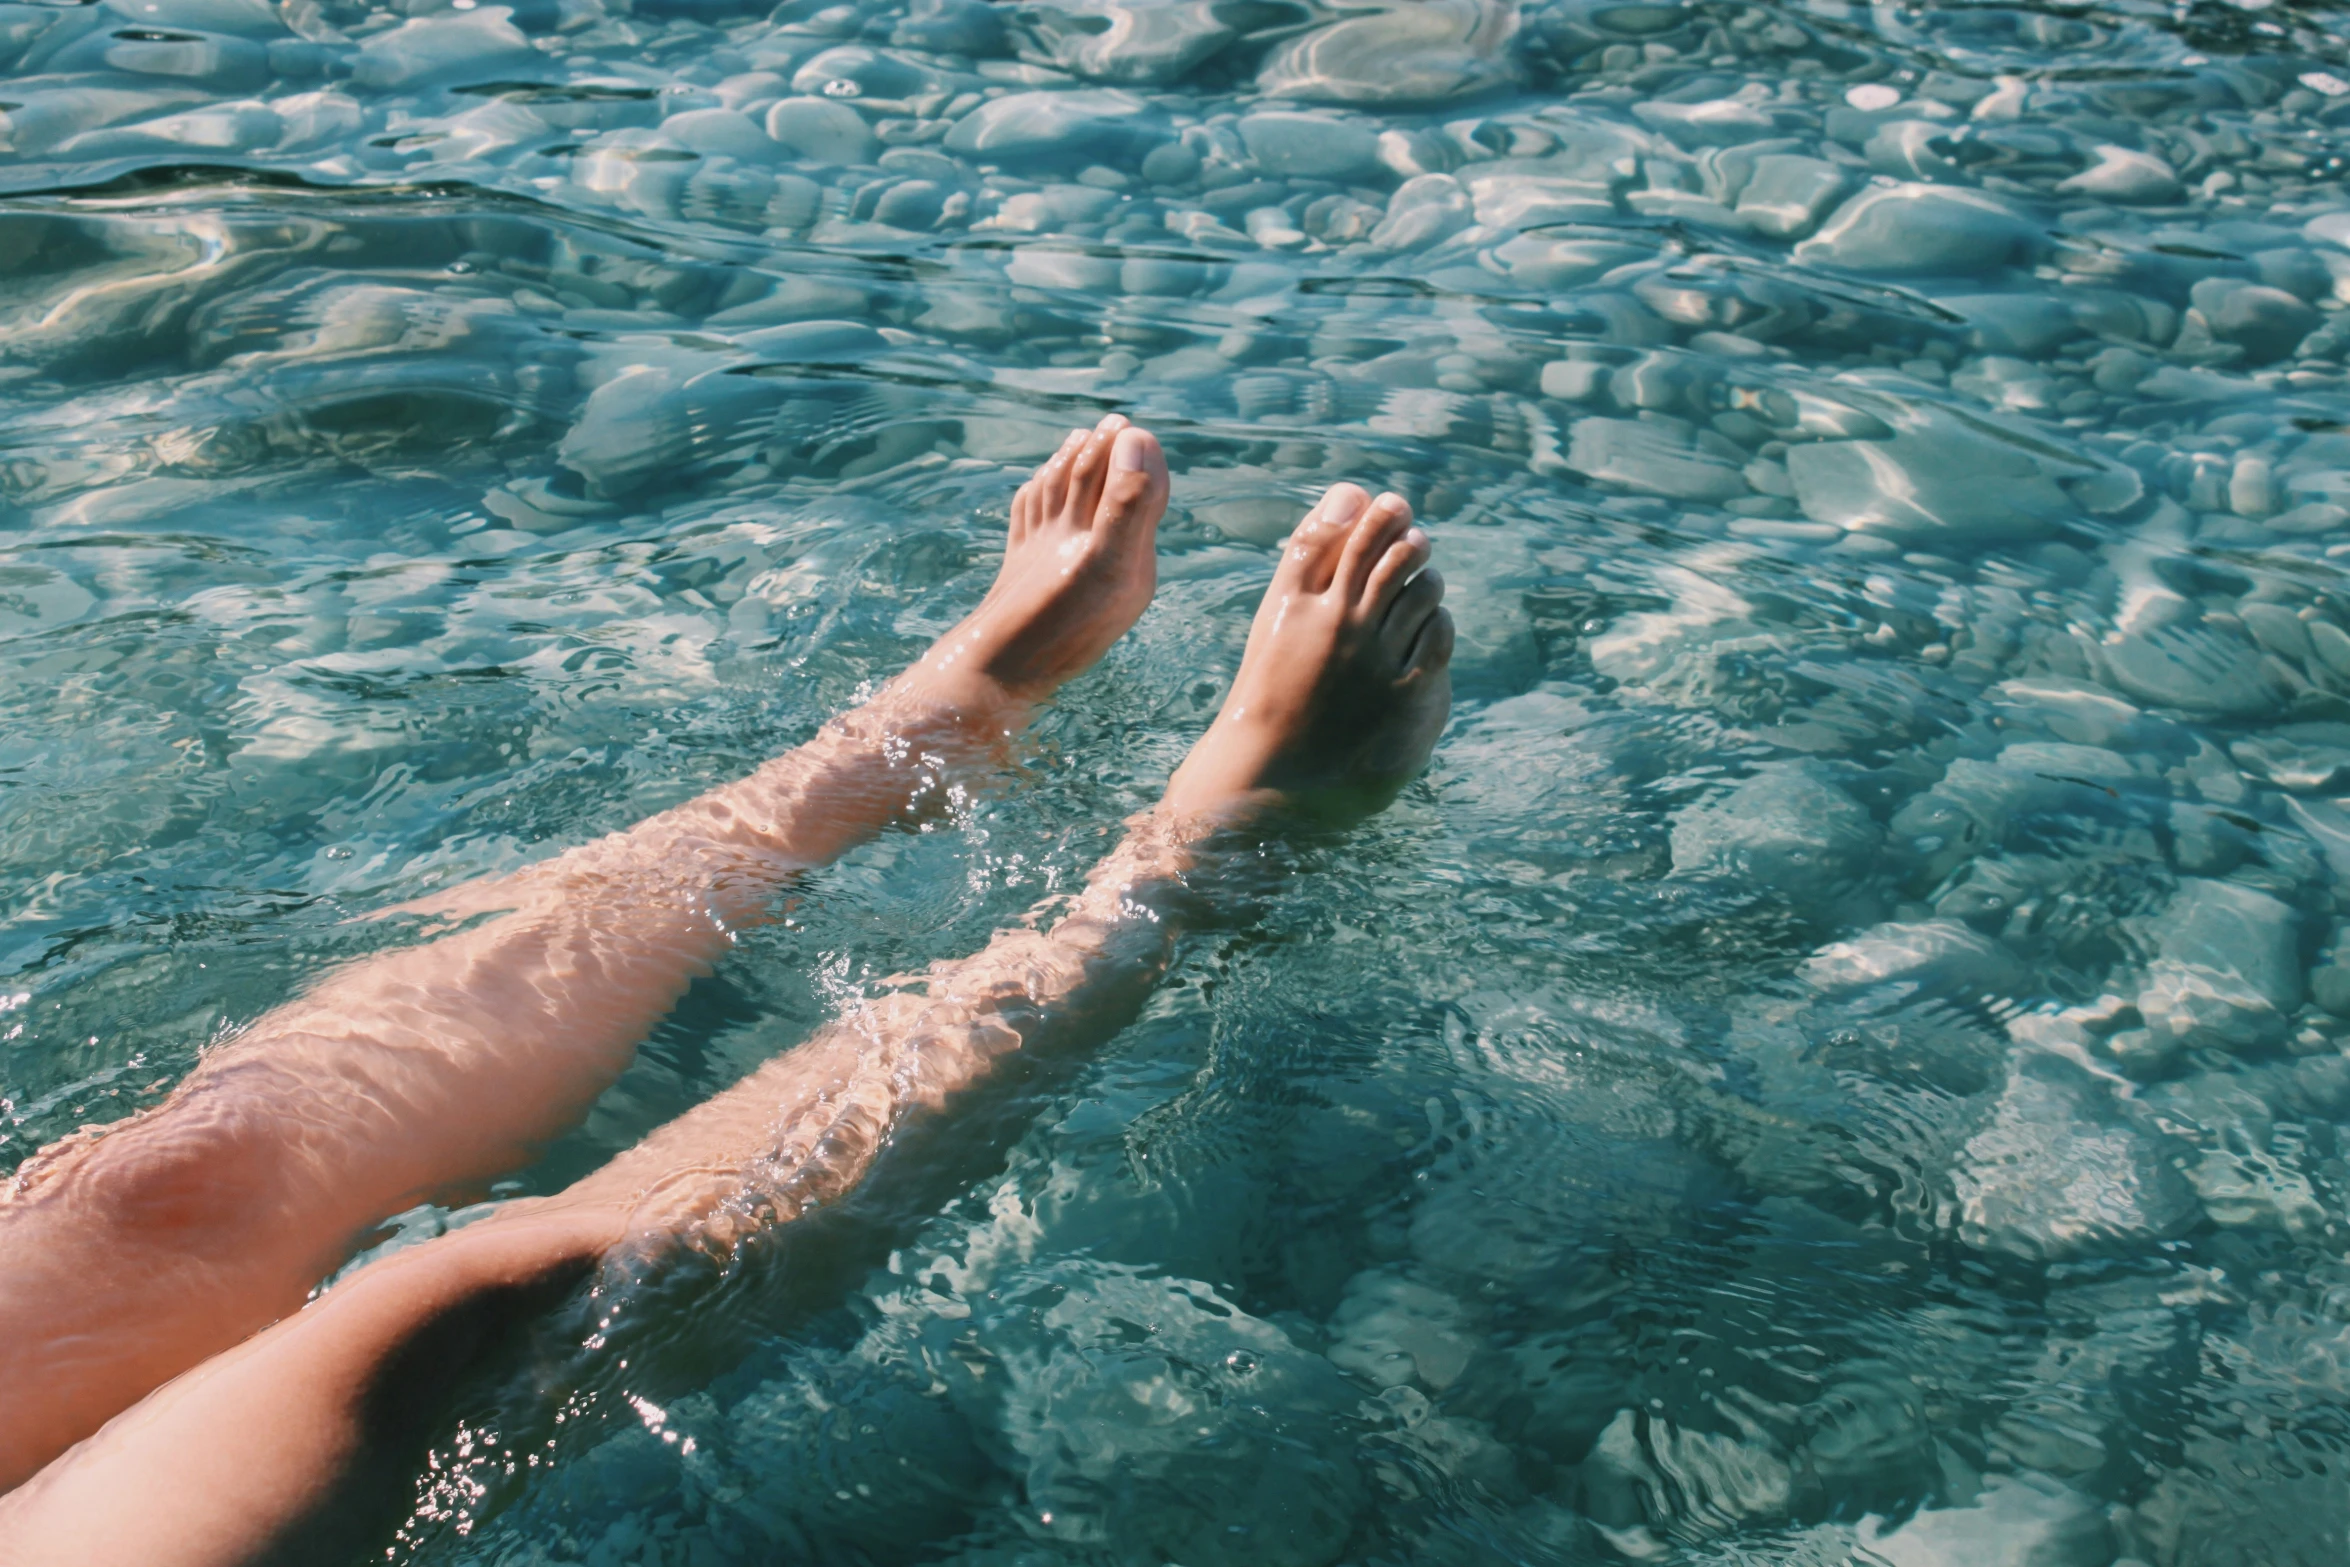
7, 0, 2350, 1560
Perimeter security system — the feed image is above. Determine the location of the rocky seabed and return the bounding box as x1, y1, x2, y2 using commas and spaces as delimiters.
7, 1, 2350, 1564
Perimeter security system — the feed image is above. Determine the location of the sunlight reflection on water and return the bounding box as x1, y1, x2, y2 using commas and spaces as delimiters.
7, 1, 2350, 1561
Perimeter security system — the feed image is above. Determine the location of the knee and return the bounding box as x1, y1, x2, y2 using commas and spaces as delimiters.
63, 1101, 290, 1245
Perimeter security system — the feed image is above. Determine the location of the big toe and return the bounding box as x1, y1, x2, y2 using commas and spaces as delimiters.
1408, 602, 1455, 681
1381, 567, 1446, 670
1093, 425, 1168, 538
1282, 483, 1369, 592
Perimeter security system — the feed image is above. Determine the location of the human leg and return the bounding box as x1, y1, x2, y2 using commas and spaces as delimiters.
0, 416, 1167, 1491
0, 483, 1450, 1564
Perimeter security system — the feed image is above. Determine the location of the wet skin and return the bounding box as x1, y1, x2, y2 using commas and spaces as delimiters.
0, 476, 1452, 1565
0, 414, 1167, 1494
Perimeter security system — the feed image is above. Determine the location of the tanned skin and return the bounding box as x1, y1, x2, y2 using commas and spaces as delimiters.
0, 414, 1167, 1492
0, 479, 1451, 1567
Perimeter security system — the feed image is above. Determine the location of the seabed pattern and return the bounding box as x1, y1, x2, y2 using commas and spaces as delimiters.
7, 1, 2350, 1563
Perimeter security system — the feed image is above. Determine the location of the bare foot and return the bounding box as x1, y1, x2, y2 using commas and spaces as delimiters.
1164, 483, 1452, 820
910, 413, 1170, 705
379, 419, 1167, 926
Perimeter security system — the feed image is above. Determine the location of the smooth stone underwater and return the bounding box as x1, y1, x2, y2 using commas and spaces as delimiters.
3, 0, 2350, 1562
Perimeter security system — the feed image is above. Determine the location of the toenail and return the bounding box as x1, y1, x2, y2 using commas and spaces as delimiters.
1322, 486, 1366, 524
1405, 527, 1428, 549
1111, 430, 1150, 472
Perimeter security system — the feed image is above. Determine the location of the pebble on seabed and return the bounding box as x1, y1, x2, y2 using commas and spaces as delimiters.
9, 0, 2350, 1560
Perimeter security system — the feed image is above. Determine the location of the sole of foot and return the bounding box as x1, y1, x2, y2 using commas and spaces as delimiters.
1165, 482, 1453, 823
912, 413, 1170, 706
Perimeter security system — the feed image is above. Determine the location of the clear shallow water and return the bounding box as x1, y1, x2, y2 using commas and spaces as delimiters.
7, 0, 2350, 1560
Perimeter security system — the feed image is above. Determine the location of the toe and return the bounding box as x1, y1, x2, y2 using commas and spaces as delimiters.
1362, 525, 1431, 618
1009, 478, 1038, 545
1405, 603, 1455, 680
1060, 413, 1128, 526
1281, 482, 1368, 593
1092, 425, 1169, 539
1381, 567, 1445, 668
1033, 426, 1087, 517
1335, 492, 1414, 602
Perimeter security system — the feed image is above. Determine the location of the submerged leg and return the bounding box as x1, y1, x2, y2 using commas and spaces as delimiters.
0, 417, 1169, 1493
0, 485, 1452, 1565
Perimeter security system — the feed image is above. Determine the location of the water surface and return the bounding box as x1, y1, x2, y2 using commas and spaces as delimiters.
6, 1, 2350, 1562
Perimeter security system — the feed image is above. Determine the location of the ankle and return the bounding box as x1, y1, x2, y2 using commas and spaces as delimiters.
888, 653, 1035, 733
911, 609, 1066, 707
1162, 754, 1280, 826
